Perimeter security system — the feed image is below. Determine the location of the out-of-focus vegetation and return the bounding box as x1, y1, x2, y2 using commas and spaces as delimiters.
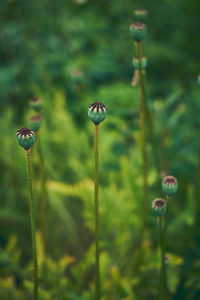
0, 0, 200, 299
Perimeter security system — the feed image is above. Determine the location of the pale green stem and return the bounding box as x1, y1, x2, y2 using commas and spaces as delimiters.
25, 149, 38, 300
94, 124, 100, 300
37, 131, 48, 251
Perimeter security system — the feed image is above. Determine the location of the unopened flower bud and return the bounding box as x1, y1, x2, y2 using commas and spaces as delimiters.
162, 176, 178, 196
129, 22, 147, 42
30, 97, 43, 112
133, 7, 148, 22
16, 127, 35, 150
152, 198, 167, 217
29, 114, 42, 132
88, 102, 108, 125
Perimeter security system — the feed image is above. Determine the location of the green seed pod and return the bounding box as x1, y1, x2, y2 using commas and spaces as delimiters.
132, 57, 139, 69
30, 97, 43, 112
152, 198, 167, 217
129, 22, 147, 42
162, 176, 178, 196
71, 70, 84, 84
88, 102, 108, 125
133, 7, 148, 22
141, 56, 148, 69
132, 56, 147, 69
16, 127, 35, 150
29, 114, 42, 132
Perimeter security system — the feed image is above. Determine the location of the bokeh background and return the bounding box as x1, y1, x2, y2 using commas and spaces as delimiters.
1, 0, 200, 299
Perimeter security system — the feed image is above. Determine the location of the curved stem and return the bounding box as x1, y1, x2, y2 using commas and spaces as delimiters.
94, 124, 100, 300
37, 131, 48, 250
25, 149, 38, 300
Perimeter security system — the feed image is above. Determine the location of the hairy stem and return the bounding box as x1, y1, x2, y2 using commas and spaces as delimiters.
25, 149, 38, 300
94, 124, 100, 300
37, 131, 48, 250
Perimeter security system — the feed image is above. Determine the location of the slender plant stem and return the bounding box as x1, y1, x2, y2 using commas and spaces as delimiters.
25, 149, 38, 300
136, 41, 148, 238
158, 216, 166, 300
94, 124, 100, 300
136, 42, 161, 179
37, 131, 48, 250
194, 124, 200, 231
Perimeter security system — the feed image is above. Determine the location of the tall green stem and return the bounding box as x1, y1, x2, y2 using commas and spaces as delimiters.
158, 216, 166, 300
136, 42, 161, 179
94, 124, 100, 300
25, 149, 38, 300
194, 124, 200, 231
136, 41, 148, 237
37, 131, 48, 250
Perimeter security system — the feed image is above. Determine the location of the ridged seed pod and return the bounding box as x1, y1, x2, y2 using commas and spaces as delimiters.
16, 128, 35, 150
133, 7, 148, 22
129, 22, 147, 42
162, 176, 178, 196
30, 97, 43, 112
29, 114, 42, 132
152, 198, 167, 216
88, 102, 108, 125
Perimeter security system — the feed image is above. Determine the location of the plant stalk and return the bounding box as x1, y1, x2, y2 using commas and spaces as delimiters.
135, 41, 161, 179
136, 41, 148, 237
158, 216, 166, 300
37, 131, 48, 250
94, 124, 100, 300
25, 149, 38, 300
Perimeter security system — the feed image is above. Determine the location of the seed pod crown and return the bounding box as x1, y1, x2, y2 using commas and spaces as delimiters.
162, 176, 178, 196
16, 127, 35, 150
152, 198, 167, 216
88, 102, 108, 125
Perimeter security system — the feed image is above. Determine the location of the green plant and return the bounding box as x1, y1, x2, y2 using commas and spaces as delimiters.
16, 128, 38, 300
88, 102, 108, 300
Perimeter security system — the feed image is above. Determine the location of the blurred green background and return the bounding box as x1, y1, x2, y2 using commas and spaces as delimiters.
1, 0, 200, 299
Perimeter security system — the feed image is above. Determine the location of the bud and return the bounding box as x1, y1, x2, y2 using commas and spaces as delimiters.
29, 114, 42, 132
88, 102, 108, 125
132, 56, 147, 69
133, 7, 148, 22
129, 22, 147, 42
16, 128, 35, 150
152, 198, 167, 217
141, 56, 148, 69
162, 176, 178, 196
132, 57, 139, 69
71, 70, 84, 85
30, 97, 43, 112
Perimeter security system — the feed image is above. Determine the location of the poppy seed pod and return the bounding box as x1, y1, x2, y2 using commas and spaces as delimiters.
71, 70, 84, 84
88, 102, 108, 125
16, 127, 35, 150
132, 57, 139, 69
141, 56, 148, 69
30, 97, 43, 112
162, 176, 178, 196
129, 22, 147, 42
133, 7, 148, 22
29, 114, 42, 132
152, 198, 167, 217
